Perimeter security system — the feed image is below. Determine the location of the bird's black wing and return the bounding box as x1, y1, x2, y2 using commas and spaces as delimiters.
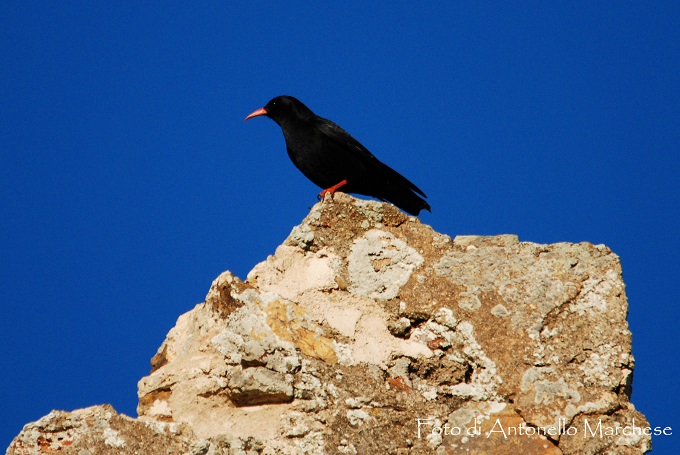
315, 119, 428, 198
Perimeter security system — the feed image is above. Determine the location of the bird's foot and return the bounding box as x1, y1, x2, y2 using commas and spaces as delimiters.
318, 179, 348, 201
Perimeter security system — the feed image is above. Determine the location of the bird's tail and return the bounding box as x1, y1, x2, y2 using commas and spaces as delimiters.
376, 166, 431, 216
382, 184, 431, 216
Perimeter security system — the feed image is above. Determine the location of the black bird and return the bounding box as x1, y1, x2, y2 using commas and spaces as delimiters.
245, 96, 431, 216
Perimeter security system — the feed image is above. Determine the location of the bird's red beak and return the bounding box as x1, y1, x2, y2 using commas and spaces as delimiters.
244, 107, 268, 121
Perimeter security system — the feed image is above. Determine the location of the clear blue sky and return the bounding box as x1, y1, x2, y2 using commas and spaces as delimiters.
1, 2, 678, 452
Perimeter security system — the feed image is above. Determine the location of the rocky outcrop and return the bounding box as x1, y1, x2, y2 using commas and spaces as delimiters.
7, 193, 650, 454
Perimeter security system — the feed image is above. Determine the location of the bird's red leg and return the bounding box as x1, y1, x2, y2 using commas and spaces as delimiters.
318, 179, 348, 200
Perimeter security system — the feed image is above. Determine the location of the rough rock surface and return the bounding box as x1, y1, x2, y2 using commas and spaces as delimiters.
7, 193, 650, 454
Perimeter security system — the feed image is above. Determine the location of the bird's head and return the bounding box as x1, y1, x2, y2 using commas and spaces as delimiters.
245, 96, 315, 126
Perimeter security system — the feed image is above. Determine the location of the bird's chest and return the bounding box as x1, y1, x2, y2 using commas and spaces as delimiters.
283, 130, 345, 187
